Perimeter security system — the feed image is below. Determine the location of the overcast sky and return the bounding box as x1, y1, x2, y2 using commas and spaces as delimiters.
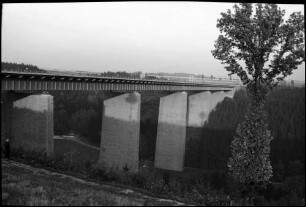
1, 2, 305, 80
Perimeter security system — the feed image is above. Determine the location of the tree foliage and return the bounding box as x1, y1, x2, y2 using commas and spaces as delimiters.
70, 109, 101, 143
227, 99, 273, 202
212, 3, 304, 97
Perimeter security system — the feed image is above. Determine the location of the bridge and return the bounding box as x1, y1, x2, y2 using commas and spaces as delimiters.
1, 70, 240, 91
1, 69, 240, 173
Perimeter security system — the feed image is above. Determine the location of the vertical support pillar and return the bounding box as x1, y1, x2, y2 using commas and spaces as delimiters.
99, 92, 141, 172
186, 89, 236, 140
1, 92, 14, 142
154, 92, 187, 171
11, 94, 54, 156
224, 89, 235, 99
187, 91, 212, 128
1, 91, 32, 142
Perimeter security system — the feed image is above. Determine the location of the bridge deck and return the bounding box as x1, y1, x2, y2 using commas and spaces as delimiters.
1, 71, 240, 91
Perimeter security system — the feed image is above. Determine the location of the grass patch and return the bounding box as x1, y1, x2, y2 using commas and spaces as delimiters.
3, 148, 237, 206
2, 163, 144, 206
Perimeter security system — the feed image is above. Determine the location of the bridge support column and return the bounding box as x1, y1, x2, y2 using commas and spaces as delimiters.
2, 92, 14, 142
2, 92, 30, 141
186, 90, 235, 140
99, 92, 141, 172
3, 93, 54, 156
154, 92, 188, 171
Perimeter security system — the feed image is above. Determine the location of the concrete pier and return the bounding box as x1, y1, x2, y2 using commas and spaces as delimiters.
224, 90, 235, 99
99, 92, 141, 172
11, 94, 54, 156
1, 92, 29, 142
154, 92, 188, 171
187, 91, 212, 128
186, 90, 236, 140
187, 91, 234, 128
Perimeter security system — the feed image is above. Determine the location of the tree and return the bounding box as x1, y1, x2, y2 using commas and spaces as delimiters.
212, 3, 304, 99
211, 3, 304, 205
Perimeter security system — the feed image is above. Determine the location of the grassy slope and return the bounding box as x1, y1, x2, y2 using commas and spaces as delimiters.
2, 159, 191, 206
2, 160, 145, 206
53, 138, 100, 167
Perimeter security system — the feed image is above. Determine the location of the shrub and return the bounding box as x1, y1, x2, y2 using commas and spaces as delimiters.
131, 172, 146, 188
87, 164, 120, 182
10, 147, 74, 171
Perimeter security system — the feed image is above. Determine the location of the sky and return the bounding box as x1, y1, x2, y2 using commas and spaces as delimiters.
1, 2, 305, 80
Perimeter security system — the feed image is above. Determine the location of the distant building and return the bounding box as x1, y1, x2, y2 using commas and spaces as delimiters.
139, 72, 145, 79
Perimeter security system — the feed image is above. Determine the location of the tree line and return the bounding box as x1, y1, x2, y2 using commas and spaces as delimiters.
2, 62, 46, 73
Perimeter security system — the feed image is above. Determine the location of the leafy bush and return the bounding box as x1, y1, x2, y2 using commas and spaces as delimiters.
10, 147, 74, 171
131, 172, 146, 188
87, 164, 119, 182
143, 174, 169, 194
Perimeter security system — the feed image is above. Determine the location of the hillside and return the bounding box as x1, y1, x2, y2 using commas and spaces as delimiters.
2, 159, 189, 206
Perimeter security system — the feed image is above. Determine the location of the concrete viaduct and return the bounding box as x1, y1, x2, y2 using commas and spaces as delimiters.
1, 70, 240, 172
